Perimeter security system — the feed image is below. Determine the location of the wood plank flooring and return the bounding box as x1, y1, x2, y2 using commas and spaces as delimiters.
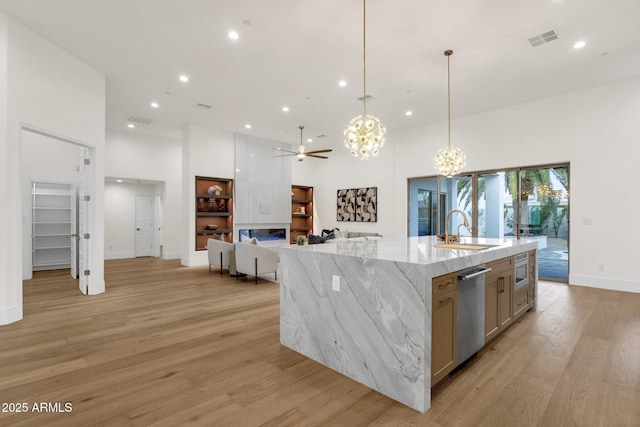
1, 257, 639, 426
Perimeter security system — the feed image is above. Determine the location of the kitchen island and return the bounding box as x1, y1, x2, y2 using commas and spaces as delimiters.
279, 235, 538, 413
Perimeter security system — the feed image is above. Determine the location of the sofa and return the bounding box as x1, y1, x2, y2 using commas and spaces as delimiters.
307, 228, 381, 244
234, 242, 279, 285
207, 238, 235, 275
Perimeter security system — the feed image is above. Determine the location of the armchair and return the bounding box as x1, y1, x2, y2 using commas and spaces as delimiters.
207, 238, 235, 275
234, 242, 279, 284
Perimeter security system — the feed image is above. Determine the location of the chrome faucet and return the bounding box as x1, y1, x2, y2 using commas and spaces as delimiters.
445, 209, 471, 244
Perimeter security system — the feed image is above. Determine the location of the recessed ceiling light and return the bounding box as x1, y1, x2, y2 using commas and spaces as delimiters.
405, 110, 413, 116
338, 80, 347, 87
179, 74, 189, 83
282, 106, 290, 112
127, 123, 135, 128
244, 124, 252, 129
116, 179, 123, 183
573, 41, 586, 49
307, 138, 313, 143
228, 31, 239, 40
150, 102, 159, 108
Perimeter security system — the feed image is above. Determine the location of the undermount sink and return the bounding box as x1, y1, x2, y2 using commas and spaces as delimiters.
433, 243, 497, 251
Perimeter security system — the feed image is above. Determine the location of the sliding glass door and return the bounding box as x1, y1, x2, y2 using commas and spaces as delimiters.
408, 164, 569, 281
518, 166, 569, 281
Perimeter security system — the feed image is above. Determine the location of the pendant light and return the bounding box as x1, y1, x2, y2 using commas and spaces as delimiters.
343, 0, 386, 160
434, 49, 465, 177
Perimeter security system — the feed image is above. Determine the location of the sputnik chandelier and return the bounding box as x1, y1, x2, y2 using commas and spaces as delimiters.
343, 0, 386, 160
434, 49, 466, 177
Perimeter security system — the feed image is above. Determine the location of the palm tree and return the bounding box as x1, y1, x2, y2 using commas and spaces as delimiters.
454, 166, 568, 236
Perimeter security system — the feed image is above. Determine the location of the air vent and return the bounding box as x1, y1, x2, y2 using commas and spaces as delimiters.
528, 30, 558, 47
316, 134, 327, 138
357, 94, 375, 102
126, 115, 153, 125
195, 103, 212, 110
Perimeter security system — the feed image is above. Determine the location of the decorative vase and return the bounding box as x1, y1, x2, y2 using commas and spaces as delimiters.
296, 235, 306, 245
207, 186, 216, 195
197, 197, 206, 212
208, 198, 218, 212
218, 199, 226, 212
214, 190, 221, 196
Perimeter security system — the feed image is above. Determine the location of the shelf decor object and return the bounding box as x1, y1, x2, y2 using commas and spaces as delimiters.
343, 0, 386, 160
434, 49, 466, 178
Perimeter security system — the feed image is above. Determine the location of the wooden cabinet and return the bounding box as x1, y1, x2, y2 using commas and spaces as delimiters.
485, 257, 513, 343
32, 182, 75, 272
513, 250, 537, 321
528, 250, 537, 307
195, 176, 233, 251
432, 272, 457, 385
290, 185, 313, 244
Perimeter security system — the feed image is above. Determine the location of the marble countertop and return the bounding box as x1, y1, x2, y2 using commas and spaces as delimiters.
282, 235, 537, 268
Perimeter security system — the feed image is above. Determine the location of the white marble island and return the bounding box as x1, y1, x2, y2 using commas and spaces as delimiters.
279, 236, 537, 413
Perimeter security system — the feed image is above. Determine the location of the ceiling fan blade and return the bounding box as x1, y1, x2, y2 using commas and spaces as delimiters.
273, 153, 297, 158
272, 148, 299, 155
305, 149, 333, 155
306, 154, 329, 159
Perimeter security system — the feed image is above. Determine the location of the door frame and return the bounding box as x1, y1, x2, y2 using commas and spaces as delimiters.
19, 123, 99, 297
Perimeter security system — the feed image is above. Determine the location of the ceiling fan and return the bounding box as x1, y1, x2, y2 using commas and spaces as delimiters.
275, 126, 332, 161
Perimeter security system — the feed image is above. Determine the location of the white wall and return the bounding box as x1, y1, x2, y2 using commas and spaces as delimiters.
309, 77, 640, 293
181, 124, 235, 266
392, 78, 638, 292
105, 130, 181, 259
306, 139, 397, 238
104, 182, 160, 259
1, 15, 105, 324
21, 131, 83, 278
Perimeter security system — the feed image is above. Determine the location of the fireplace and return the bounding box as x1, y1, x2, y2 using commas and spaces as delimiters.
239, 228, 287, 242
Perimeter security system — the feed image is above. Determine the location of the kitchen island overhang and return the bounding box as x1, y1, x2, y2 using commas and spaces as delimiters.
279, 236, 538, 413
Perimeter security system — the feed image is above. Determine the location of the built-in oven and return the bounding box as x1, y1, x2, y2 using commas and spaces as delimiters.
514, 252, 529, 291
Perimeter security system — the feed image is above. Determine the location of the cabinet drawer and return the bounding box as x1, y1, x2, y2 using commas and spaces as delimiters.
432, 272, 457, 298
513, 286, 530, 319
487, 257, 513, 280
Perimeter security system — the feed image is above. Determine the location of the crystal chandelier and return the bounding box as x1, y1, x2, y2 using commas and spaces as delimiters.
343, 0, 386, 160
434, 50, 465, 177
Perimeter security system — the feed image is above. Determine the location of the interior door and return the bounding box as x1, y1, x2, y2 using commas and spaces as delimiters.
135, 195, 154, 257
69, 184, 78, 279
77, 149, 93, 295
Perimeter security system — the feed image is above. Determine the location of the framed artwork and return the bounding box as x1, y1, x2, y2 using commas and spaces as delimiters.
336, 189, 355, 221
337, 187, 377, 222
356, 187, 377, 222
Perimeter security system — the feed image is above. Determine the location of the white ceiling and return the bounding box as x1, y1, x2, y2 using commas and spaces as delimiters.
2, 0, 640, 148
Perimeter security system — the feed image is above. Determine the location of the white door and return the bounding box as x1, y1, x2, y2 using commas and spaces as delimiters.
69, 184, 78, 279
77, 149, 93, 295
135, 195, 154, 257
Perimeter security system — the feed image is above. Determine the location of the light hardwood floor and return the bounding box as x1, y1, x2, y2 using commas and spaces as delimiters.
1, 257, 639, 426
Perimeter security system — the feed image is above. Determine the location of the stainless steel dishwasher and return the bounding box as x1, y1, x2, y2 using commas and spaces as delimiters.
456, 264, 492, 366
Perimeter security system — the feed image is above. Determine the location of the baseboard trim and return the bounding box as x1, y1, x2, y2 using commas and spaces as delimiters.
0, 305, 22, 325
90, 280, 106, 295
162, 252, 181, 260
104, 252, 136, 260
569, 274, 640, 294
